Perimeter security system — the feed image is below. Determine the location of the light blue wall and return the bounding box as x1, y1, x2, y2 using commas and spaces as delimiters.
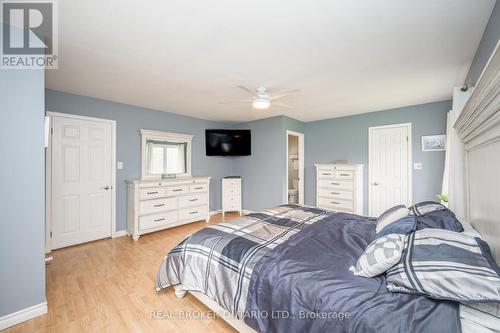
230, 116, 287, 211
0, 36, 46, 315
45, 90, 232, 232
228, 116, 305, 212
304, 101, 450, 215
465, 1, 500, 86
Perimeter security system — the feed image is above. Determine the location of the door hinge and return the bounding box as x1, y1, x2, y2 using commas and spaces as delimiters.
50, 231, 52, 238
50, 128, 53, 135
406, 136, 409, 142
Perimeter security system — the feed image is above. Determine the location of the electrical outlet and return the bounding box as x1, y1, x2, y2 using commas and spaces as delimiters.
413, 162, 422, 170
117, 161, 124, 170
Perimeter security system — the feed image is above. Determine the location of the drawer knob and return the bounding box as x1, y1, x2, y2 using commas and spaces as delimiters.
331, 201, 340, 205
194, 187, 203, 190
331, 182, 340, 185
173, 189, 183, 192
154, 204, 165, 207
147, 191, 158, 195
189, 198, 198, 202
154, 218, 165, 222
189, 211, 198, 215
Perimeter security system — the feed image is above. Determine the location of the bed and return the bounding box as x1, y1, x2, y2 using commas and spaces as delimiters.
157, 205, 464, 332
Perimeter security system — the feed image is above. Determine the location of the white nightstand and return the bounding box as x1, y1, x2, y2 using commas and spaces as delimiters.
222, 177, 242, 219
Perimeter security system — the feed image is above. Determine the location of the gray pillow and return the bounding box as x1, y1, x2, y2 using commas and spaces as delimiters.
386, 228, 500, 303
350, 234, 406, 277
375, 205, 410, 233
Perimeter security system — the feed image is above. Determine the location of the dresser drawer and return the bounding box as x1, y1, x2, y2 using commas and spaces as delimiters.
139, 211, 177, 231
317, 170, 337, 179
139, 187, 166, 200
224, 187, 240, 197
166, 185, 189, 196
224, 203, 240, 211
189, 184, 208, 193
224, 179, 241, 188
179, 207, 206, 221
178, 194, 207, 208
140, 197, 177, 215
318, 198, 354, 212
318, 179, 353, 190
336, 171, 353, 180
318, 189, 353, 200
224, 195, 240, 205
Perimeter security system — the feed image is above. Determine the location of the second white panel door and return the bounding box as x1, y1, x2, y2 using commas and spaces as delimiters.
369, 124, 411, 217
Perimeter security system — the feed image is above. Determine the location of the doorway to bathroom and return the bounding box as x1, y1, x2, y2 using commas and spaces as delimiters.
286, 130, 304, 205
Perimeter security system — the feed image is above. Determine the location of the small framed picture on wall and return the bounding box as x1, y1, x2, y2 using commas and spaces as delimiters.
421, 134, 446, 152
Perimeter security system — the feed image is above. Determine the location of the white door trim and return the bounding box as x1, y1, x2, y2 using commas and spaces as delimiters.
368, 122, 412, 216
45, 111, 117, 253
286, 130, 305, 205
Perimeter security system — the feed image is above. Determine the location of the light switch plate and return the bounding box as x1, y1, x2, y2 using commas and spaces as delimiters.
413, 162, 422, 170
117, 161, 124, 170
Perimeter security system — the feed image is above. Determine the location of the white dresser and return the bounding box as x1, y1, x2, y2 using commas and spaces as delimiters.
315, 164, 364, 215
127, 177, 211, 241
222, 177, 242, 218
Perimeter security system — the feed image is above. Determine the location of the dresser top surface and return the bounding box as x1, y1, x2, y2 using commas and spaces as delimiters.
126, 176, 211, 185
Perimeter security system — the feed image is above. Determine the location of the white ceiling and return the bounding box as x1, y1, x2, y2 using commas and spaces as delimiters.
46, 0, 496, 122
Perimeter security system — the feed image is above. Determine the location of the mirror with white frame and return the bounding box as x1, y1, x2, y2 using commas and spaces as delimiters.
141, 129, 192, 179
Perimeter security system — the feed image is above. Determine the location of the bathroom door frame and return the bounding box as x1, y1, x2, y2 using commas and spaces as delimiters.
286, 130, 305, 205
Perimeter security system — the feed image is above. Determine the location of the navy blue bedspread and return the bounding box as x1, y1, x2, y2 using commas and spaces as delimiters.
244, 211, 461, 333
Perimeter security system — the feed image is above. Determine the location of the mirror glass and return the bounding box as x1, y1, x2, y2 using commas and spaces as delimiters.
146, 140, 187, 175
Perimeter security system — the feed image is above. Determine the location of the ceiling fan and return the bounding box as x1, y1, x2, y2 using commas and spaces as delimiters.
220, 86, 300, 109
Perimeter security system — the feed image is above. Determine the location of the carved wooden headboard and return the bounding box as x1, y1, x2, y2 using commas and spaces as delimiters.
455, 41, 500, 261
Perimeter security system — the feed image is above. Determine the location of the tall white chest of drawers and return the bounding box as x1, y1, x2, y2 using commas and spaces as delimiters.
315, 164, 364, 215
127, 177, 211, 241
222, 177, 242, 219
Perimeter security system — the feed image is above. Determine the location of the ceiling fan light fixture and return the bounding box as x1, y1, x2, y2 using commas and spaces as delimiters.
252, 98, 270, 109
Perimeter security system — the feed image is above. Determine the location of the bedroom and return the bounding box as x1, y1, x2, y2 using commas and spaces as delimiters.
1, 0, 500, 332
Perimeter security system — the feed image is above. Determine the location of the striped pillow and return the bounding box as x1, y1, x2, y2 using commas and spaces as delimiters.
375, 205, 410, 233
386, 229, 500, 302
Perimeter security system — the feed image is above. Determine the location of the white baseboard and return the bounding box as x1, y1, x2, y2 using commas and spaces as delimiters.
112, 230, 128, 238
209, 210, 221, 216
242, 209, 254, 215
0, 302, 47, 330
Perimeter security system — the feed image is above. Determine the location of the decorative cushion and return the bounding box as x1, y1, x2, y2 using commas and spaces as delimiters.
376, 215, 417, 238
350, 234, 406, 278
386, 228, 500, 303
375, 205, 410, 233
410, 201, 464, 232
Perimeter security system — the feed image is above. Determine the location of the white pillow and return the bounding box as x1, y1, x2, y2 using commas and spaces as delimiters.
350, 234, 406, 278
375, 205, 410, 233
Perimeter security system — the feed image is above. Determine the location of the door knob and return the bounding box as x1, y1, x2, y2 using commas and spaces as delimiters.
101, 186, 110, 190
372, 182, 379, 186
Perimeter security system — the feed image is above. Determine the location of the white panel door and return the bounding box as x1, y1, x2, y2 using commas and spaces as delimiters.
369, 124, 411, 217
51, 116, 112, 249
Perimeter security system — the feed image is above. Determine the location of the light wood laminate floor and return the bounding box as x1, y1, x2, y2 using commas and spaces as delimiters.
5, 213, 240, 333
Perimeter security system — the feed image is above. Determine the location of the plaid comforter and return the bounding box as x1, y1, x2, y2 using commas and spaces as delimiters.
156, 204, 330, 316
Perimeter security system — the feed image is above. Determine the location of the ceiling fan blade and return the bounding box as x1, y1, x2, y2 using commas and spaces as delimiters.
271, 89, 300, 100
219, 99, 251, 104
237, 85, 255, 96
272, 101, 294, 108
